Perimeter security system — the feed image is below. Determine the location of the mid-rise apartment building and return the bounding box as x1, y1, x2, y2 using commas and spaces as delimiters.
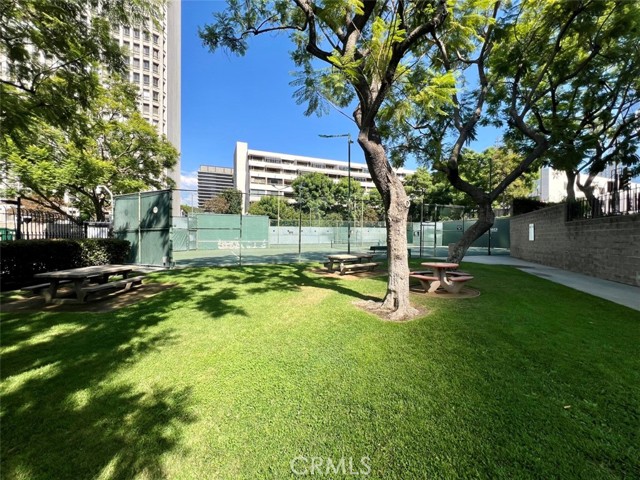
233, 141, 414, 213
198, 166, 234, 208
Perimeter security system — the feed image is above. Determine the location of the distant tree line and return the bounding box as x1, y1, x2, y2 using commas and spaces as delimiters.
200, 146, 537, 221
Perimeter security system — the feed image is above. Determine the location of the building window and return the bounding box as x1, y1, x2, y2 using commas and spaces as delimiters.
142, 89, 150, 100
153, 34, 159, 45
153, 62, 159, 74
143, 45, 150, 57
143, 74, 150, 85
152, 77, 159, 87
143, 103, 150, 113
133, 28, 140, 39
143, 31, 150, 42
133, 43, 140, 53
133, 58, 140, 68
123, 41, 130, 51
152, 91, 159, 102
143, 60, 150, 71
153, 48, 159, 59
153, 105, 159, 116
123, 26, 130, 36
132, 72, 140, 83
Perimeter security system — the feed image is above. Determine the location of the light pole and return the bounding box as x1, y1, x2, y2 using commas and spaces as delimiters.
420, 189, 425, 258
96, 185, 114, 222
319, 133, 353, 253
487, 157, 492, 256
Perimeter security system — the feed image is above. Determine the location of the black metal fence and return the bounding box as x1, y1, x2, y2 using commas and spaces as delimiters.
0, 206, 111, 240
566, 187, 640, 221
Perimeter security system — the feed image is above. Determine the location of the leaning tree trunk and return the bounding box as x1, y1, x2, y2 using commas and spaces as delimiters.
447, 202, 495, 264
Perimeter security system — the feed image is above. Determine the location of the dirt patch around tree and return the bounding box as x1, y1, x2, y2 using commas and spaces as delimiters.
1, 282, 176, 313
353, 299, 427, 322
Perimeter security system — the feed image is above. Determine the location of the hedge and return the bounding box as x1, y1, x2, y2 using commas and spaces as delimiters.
0, 238, 131, 288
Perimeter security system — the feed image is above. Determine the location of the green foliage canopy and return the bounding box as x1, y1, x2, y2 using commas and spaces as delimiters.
204, 189, 243, 214
0, 0, 162, 142
248, 195, 297, 220
4, 76, 178, 221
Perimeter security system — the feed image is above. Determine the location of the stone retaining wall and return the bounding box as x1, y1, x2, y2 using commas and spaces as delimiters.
510, 204, 640, 286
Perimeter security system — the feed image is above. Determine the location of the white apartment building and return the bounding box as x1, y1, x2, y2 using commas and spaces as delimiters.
534, 166, 638, 203
233, 141, 414, 213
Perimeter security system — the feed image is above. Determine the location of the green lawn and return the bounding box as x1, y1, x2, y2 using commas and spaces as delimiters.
1, 262, 639, 479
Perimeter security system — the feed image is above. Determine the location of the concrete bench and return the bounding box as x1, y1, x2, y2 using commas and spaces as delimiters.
410, 273, 474, 293
410, 273, 439, 291
340, 262, 380, 275
21, 280, 71, 296
448, 271, 472, 277
79, 275, 144, 302
444, 275, 474, 293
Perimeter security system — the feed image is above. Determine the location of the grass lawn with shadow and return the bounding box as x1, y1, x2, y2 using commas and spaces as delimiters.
1, 262, 639, 479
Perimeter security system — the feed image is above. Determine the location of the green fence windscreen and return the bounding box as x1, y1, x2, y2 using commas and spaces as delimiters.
113, 190, 172, 266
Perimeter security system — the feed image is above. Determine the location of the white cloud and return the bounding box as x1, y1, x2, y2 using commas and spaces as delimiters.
179, 171, 198, 206
180, 171, 198, 189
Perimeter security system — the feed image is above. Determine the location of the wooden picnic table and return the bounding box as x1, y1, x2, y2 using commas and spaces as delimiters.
325, 253, 375, 272
416, 262, 473, 293
33, 264, 138, 303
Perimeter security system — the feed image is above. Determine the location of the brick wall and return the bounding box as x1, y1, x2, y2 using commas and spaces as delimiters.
510, 204, 640, 286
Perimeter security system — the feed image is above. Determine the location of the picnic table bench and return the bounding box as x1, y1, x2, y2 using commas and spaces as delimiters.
410, 262, 474, 293
30, 265, 143, 303
80, 275, 145, 301
325, 253, 381, 275
340, 262, 380, 275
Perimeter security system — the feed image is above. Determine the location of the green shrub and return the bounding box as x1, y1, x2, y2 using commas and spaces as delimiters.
0, 238, 131, 288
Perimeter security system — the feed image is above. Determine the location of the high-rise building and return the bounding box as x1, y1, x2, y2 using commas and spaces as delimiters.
112, 0, 181, 214
1, 1, 181, 215
233, 141, 414, 213
197, 166, 235, 208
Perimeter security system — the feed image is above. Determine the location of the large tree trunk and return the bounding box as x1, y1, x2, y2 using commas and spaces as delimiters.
358, 131, 417, 321
447, 202, 495, 263
379, 175, 415, 319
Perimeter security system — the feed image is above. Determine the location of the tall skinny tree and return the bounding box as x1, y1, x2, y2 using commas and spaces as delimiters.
201, 0, 454, 319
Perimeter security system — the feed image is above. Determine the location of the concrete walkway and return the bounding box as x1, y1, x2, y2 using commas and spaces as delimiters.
458, 255, 640, 312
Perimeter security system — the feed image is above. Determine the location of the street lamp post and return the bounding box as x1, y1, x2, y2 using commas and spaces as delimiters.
487, 157, 492, 256
319, 133, 353, 253
96, 185, 114, 222
420, 190, 425, 258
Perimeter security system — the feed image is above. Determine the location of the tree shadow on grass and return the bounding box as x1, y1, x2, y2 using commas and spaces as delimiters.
153, 263, 382, 318
0, 263, 379, 478
1, 304, 196, 479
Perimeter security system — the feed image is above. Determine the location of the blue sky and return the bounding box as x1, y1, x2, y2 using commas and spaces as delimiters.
180, 1, 502, 202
